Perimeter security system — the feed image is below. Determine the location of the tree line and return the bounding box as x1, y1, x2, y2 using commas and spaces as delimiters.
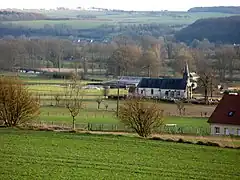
1, 36, 240, 83
188, 6, 240, 14
0, 10, 47, 21
0, 22, 176, 40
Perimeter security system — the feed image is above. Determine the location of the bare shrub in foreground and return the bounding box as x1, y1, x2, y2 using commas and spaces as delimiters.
118, 97, 164, 137
0, 76, 39, 127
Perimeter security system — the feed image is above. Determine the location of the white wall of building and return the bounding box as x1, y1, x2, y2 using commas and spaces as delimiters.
136, 88, 187, 99
210, 123, 240, 136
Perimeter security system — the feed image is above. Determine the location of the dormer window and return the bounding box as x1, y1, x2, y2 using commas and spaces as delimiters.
228, 111, 236, 117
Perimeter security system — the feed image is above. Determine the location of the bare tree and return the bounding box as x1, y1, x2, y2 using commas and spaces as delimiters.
213, 46, 237, 82
54, 93, 61, 106
139, 50, 160, 77
96, 97, 103, 109
171, 48, 195, 75
175, 100, 185, 116
108, 45, 141, 76
118, 97, 164, 137
65, 73, 83, 130
104, 103, 109, 111
0, 76, 39, 127
198, 71, 215, 104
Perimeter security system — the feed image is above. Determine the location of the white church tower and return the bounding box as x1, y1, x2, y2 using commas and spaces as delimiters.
183, 62, 193, 99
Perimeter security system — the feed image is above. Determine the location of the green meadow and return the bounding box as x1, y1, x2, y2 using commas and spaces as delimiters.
0, 129, 239, 180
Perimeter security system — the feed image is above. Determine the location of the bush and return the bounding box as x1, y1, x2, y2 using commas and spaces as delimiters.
0, 76, 39, 127
41, 72, 74, 79
196, 141, 205, 145
118, 97, 164, 137
177, 138, 184, 143
206, 142, 220, 147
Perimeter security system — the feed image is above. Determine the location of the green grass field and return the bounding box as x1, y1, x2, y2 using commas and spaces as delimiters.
39, 107, 208, 127
4, 11, 237, 29
7, 19, 111, 29
0, 129, 239, 179
35, 106, 210, 135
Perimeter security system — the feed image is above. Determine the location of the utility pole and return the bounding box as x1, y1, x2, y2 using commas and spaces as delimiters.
116, 66, 120, 117
147, 65, 150, 77
210, 75, 213, 99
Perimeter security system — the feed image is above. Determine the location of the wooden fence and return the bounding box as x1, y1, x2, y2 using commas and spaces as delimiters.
27, 121, 211, 136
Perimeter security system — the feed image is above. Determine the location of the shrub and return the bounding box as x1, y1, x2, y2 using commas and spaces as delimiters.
41, 72, 73, 79
178, 138, 184, 143
0, 76, 39, 127
196, 141, 205, 145
118, 97, 164, 137
206, 142, 220, 147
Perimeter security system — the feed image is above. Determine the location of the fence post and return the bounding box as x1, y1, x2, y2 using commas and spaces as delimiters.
88, 123, 90, 131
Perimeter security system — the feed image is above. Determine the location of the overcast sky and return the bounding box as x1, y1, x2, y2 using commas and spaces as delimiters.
2, 0, 240, 11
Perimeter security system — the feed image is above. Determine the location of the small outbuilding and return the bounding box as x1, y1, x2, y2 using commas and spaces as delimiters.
208, 93, 240, 136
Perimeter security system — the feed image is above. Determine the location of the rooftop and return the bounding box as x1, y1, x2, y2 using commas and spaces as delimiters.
208, 93, 240, 126
137, 78, 187, 90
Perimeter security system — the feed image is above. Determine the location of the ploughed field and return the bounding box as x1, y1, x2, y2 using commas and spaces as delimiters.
0, 129, 239, 180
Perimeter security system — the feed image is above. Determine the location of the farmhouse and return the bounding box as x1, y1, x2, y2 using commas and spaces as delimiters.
135, 63, 193, 99
208, 93, 240, 136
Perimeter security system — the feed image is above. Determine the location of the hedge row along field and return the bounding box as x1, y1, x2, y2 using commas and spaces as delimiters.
0, 129, 239, 179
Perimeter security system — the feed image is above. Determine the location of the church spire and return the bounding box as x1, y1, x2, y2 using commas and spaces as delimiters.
183, 61, 190, 79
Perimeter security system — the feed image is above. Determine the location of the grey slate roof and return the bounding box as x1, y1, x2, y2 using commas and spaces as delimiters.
137, 78, 187, 90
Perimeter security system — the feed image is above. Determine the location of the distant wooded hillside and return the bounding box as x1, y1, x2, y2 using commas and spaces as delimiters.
0, 11, 47, 21
175, 16, 240, 44
188, 6, 240, 14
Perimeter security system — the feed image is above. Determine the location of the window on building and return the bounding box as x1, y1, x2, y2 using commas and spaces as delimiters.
141, 90, 144, 94
177, 91, 180, 96
228, 111, 236, 117
151, 89, 154, 95
215, 127, 220, 134
224, 128, 229, 135
237, 129, 240, 136
170, 91, 174, 97
165, 91, 169, 96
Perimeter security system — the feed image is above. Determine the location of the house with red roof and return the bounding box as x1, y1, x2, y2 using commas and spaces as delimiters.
208, 93, 240, 136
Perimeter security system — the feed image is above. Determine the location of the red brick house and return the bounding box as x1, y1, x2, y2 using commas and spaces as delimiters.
208, 93, 240, 136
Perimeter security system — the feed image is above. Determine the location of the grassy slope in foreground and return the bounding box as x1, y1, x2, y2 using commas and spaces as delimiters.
0, 129, 239, 180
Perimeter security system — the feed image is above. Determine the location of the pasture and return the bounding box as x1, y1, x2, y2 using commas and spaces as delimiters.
20, 77, 216, 135
4, 11, 238, 29
0, 129, 239, 179
38, 106, 209, 127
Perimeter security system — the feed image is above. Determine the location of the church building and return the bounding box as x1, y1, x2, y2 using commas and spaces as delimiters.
135, 63, 193, 99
